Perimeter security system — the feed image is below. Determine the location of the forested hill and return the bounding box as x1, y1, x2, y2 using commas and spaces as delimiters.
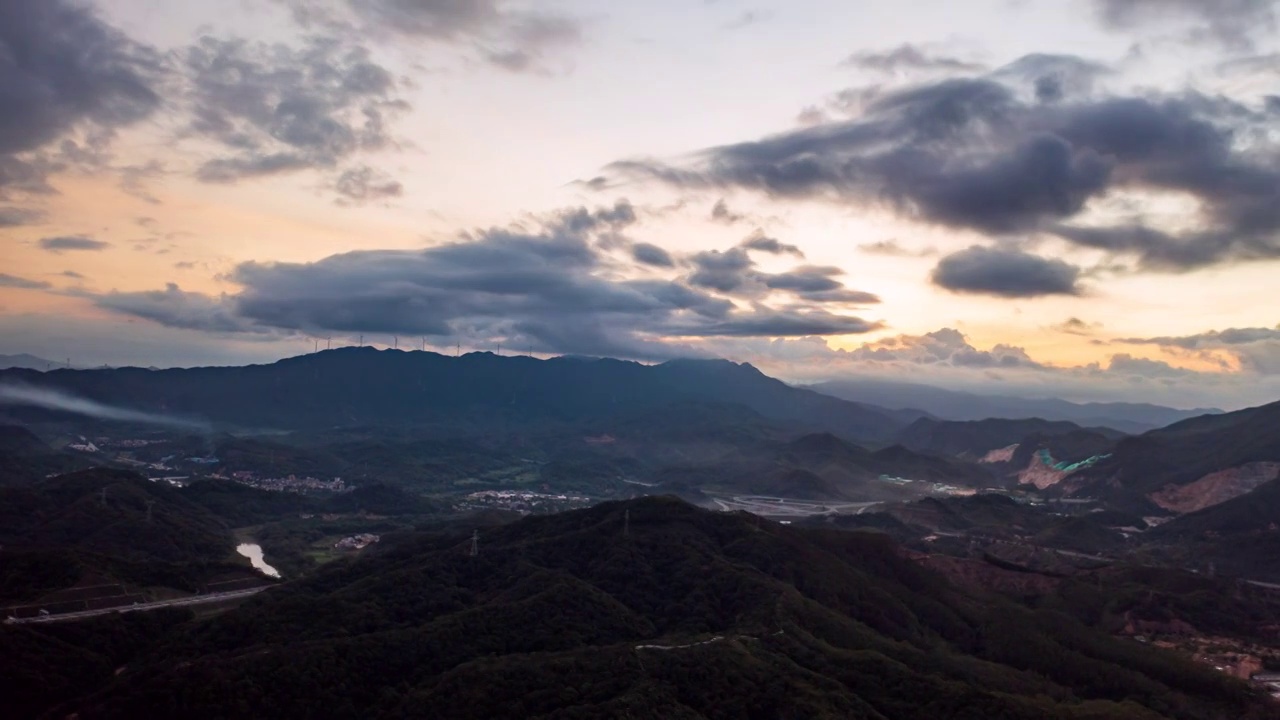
1062, 399, 1280, 511
0, 348, 915, 442
58, 496, 1270, 720
895, 417, 1126, 459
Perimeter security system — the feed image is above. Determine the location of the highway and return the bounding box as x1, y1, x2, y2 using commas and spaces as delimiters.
4, 587, 270, 625
712, 495, 882, 517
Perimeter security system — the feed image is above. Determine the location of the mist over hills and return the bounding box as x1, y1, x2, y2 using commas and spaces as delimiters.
811, 378, 1219, 433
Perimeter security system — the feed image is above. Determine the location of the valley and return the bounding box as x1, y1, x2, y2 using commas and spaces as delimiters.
2, 349, 1280, 718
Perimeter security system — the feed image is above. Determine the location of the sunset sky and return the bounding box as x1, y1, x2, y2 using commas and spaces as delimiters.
2, 0, 1279, 409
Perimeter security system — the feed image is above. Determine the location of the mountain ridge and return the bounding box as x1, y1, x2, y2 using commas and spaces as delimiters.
811, 378, 1221, 433
0, 348, 918, 443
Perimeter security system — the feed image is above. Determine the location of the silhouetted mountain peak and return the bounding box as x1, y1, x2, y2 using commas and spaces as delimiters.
0, 349, 909, 442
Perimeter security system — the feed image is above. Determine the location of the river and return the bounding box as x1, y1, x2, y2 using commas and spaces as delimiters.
236, 543, 281, 579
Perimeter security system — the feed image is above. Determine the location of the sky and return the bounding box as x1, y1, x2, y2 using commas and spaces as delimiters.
1, 0, 1279, 410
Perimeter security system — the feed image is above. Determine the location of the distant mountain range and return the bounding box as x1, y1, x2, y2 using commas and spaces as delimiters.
810, 377, 1219, 433
0, 348, 921, 443
895, 417, 1126, 459
0, 354, 63, 371
0, 350, 1227, 436
1061, 398, 1280, 514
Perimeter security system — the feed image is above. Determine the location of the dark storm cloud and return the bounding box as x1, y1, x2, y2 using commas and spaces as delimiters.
687, 248, 753, 292
91, 283, 273, 335
632, 242, 675, 267
842, 44, 984, 74
183, 36, 407, 187
39, 236, 111, 253
610, 66, 1280, 273
0, 0, 163, 194
613, 78, 1112, 234
87, 203, 880, 359
931, 246, 1082, 298
1092, 0, 1276, 49
0, 273, 50, 290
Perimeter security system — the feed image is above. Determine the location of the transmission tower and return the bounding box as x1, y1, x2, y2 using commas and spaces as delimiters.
624, 509, 630, 539
145, 500, 156, 523
100, 487, 108, 506
469, 530, 479, 557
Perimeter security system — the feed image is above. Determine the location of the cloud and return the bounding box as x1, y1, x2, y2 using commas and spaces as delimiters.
0, 273, 51, 290
728, 329, 1279, 409
843, 328, 1043, 369
710, 198, 745, 224
842, 44, 985, 74
86, 202, 880, 360
609, 67, 1280, 273
931, 246, 1082, 298
760, 267, 880, 304
90, 283, 274, 336
611, 78, 1112, 234
333, 165, 403, 205
483, 13, 582, 73
39, 236, 111, 253
0, 206, 44, 227
739, 232, 803, 257
795, 106, 828, 126
183, 35, 407, 189
1052, 317, 1102, 336
0, 0, 163, 196
1217, 52, 1280, 78
1092, 0, 1276, 50
858, 240, 936, 257
673, 311, 881, 338
632, 242, 675, 268
282, 0, 583, 74
687, 247, 754, 292
682, 237, 874, 302
1121, 325, 1280, 349
1118, 325, 1280, 375
992, 54, 1111, 103
1106, 352, 1193, 379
